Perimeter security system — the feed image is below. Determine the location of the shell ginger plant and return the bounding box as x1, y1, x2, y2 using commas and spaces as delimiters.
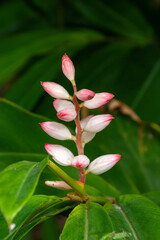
40, 54, 121, 202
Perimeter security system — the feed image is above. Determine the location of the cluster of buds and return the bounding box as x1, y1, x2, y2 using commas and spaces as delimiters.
40, 54, 121, 189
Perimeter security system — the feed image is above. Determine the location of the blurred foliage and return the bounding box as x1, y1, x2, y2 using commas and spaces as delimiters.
0, 0, 160, 239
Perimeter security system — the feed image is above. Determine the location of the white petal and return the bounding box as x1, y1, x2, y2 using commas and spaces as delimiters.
53, 99, 75, 112
87, 154, 121, 175
41, 82, 70, 99
71, 155, 90, 168
45, 144, 74, 166
40, 121, 73, 140
84, 114, 113, 133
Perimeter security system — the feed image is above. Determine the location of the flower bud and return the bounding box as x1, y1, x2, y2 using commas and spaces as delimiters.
76, 89, 95, 101
45, 181, 72, 190
41, 82, 70, 99
62, 54, 75, 81
71, 155, 90, 168
45, 144, 74, 166
84, 92, 114, 109
84, 114, 113, 133
40, 121, 73, 140
57, 108, 77, 122
87, 154, 121, 175
53, 99, 75, 112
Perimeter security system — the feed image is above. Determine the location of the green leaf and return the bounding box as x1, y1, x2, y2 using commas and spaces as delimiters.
0, 210, 9, 240
1, 195, 74, 240
0, 158, 47, 224
143, 191, 160, 206
0, 29, 105, 86
105, 194, 160, 240
69, 0, 154, 42
60, 202, 113, 240
76, 43, 160, 123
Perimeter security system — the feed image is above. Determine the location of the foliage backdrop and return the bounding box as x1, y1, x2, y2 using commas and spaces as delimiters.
0, 0, 160, 239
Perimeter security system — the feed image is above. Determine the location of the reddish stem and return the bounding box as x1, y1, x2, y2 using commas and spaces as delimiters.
72, 83, 86, 184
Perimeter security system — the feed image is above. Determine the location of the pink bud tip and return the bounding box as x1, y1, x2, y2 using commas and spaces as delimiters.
62, 54, 75, 81
76, 89, 95, 101
84, 92, 114, 109
57, 108, 77, 122
41, 82, 70, 99
71, 155, 90, 168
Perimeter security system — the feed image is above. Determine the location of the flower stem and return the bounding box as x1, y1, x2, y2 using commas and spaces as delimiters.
72, 81, 86, 184
47, 159, 85, 196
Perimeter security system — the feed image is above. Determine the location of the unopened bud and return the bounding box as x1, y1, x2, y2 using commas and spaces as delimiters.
57, 108, 77, 122
45, 144, 74, 166
84, 114, 113, 133
76, 89, 95, 101
62, 54, 75, 81
40, 121, 73, 140
84, 92, 114, 109
87, 154, 121, 175
41, 82, 70, 99
45, 181, 72, 190
71, 155, 90, 168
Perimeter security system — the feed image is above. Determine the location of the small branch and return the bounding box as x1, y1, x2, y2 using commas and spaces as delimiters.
88, 196, 116, 204
47, 159, 85, 197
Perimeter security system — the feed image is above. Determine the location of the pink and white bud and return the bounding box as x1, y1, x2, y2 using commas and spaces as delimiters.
53, 99, 75, 112
40, 121, 73, 140
84, 92, 114, 109
87, 154, 121, 175
62, 54, 75, 81
45, 144, 74, 166
76, 89, 95, 101
84, 114, 113, 133
71, 155, 90, 168
41, 82, 70, 99
45, 181, 72, 190
57, 108, 77, 122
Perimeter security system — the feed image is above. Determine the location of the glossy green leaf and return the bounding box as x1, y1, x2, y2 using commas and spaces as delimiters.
105, 194, 160, 240
1, 195, 74, 240
0, 158, 47, 224
60, 202, 113, 240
